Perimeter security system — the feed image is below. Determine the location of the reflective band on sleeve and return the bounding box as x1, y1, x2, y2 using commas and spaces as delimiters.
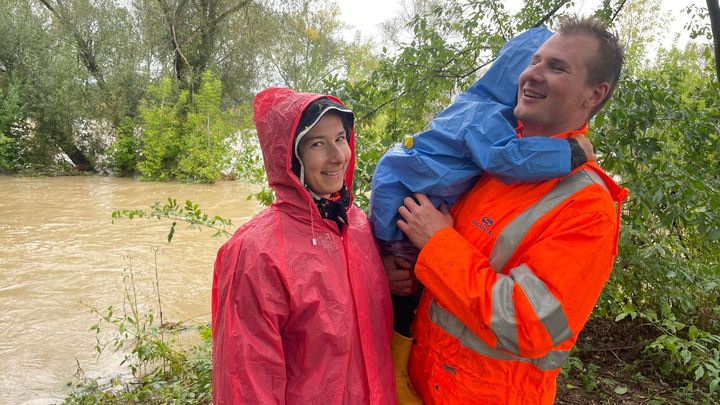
491, 275, 519, 354
489, 169, 606, 272
511, 264, 573, 346
429, 299, 569, 371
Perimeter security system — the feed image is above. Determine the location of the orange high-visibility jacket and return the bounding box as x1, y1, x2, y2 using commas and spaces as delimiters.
408, 129, 628, 404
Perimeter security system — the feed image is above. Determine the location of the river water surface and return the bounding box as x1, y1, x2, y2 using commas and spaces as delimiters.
0, 175, 259, 404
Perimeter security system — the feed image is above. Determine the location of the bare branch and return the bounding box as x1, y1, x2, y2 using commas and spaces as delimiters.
532, 0, 571, 28
215, 0, 252, 24
610, 0, 630, 23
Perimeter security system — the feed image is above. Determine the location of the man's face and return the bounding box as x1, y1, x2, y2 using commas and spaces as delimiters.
514, 33, 605, 136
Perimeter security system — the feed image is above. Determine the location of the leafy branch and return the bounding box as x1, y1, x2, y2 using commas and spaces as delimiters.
111, 198, 233, 242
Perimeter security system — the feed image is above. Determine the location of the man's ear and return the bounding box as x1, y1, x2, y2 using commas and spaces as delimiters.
584, 82, 610, 110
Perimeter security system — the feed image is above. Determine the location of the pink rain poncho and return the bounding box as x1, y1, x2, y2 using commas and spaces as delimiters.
212, 88, 395, 404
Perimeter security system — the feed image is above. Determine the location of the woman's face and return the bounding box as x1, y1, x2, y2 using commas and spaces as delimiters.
298, 113, 351, 198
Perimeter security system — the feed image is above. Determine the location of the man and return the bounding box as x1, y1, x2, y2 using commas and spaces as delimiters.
371, 27, 596, 404
395, 17, 628, 404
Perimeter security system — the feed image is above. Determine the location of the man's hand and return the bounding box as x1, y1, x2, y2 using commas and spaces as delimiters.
383, 255, 417, 296
575, 134, 596, 162
397, 193, 453, 249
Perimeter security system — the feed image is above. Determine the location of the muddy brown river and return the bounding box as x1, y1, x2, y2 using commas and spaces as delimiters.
0, 175, 259, 404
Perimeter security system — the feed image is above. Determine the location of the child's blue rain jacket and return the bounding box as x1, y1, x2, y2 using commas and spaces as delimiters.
370, 27, 573, 241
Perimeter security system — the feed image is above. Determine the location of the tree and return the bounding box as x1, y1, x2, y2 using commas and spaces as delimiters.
176, 71, 234, 182
592, 41, 720, 390
611, 0, 669, 72
0, 81, 23, 171
707, 0, 720, 84
151, 0, 252, 91
0, 0, 93, 170
0, 0, 156, 171
137, 77, 183, 181
38, 0, 107, 89
258, 0, 349, 92
134, 71, 236, 183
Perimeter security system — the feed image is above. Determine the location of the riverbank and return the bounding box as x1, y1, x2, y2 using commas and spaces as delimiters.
61, 316, 716, 404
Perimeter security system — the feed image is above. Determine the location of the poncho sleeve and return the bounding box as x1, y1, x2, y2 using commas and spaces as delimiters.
212, 238, 290, 404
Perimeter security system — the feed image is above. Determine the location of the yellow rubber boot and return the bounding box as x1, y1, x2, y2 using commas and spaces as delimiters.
391, 331, 423, 404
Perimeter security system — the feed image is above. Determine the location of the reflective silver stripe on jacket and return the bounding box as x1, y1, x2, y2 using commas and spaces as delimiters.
491, 275, 518, 353
433, 169, 606, 365
430, 299, 569, 371
489, 169, 606, 272
490, 263, 573, 354
511, 264, 572, 346
487, 169, 603, 353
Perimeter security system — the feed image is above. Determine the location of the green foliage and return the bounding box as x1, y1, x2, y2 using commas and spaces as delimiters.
233, 129, 265, 184
0, 0, 158, 172
592, 42, 720, 392
261, 0, 350, 92
612, 0, 669, 71
248, 186, 275, 207
137, 72, 236, 183
645, 322, 720, 393
0, 80, 23, 170
107, 118, 140, 176
64, 200, 230, 402
561, 354, 602, 393
137, 77, 183, 181
352, 122, 391, 211
63, 266, 213, 405
223, 101, 275, 206
176, 71, 234, 183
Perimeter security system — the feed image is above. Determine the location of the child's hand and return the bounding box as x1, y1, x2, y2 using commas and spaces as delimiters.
383, 255, 417, 296
576, 134, 596, 162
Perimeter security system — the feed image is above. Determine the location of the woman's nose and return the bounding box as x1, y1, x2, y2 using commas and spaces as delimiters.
328, 143, 345, 163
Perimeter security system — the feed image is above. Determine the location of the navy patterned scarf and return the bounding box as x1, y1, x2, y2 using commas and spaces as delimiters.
308, 185, 350, 232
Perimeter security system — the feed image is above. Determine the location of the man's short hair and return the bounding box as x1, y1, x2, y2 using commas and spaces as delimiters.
558, 16, 625, 116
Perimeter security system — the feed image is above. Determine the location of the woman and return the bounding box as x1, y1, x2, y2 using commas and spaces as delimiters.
212, 87, 395, 404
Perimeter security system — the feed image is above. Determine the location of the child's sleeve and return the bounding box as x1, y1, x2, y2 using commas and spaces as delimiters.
462, 104, 572, 183
370, 144, 477, 241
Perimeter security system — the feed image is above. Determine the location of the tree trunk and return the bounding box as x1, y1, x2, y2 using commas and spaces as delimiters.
707, 0, 720, 85
61, 143, 94, 172
37, 120, 96, 172
38, 0, 106, 89
157, 0, 251, 92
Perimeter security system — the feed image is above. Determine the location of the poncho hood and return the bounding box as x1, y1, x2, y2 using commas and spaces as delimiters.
253, 87, 356, 223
